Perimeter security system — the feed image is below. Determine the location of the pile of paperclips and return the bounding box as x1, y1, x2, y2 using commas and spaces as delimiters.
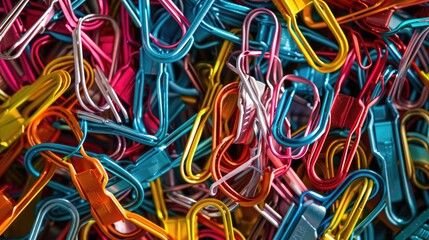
2, 0, 429, 239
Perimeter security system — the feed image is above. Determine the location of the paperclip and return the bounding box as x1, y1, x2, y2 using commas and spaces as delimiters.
72, 14, 128, 122
151, 178, 189, 239
132, 51, 170, 142
0, 70, 71, 152
305, 40, 388, 190
28, 198, 79, 240
139, 0, 215, 62
276, 170, 385, 239
236, 8, 283, 147
323, 177, 374, 240
368, 98, 417, 226
400, 108, 429, 190
394, 208, 429, 240
272, 0, 349, 73
0, 0, 60, 60
41, 55, 95, 110
210, 82, 274, 207
26, 106, 173, 240
323, 140, 375, 240
180, 30, 238, 184
302, 0, 427, 28
270, 74, 322, 158
389, 27, 429, 110
186, 198, 238, 240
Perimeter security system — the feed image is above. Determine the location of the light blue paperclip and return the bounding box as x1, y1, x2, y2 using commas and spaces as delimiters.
28, 198, 79, 240
138, 0, 215, 62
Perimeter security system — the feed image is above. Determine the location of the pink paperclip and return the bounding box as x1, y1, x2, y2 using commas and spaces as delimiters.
150, 0, 190, 49
120, 5, 141, 67
235, 8, 283, 142
241, 8, 282, 85
58, 0, 107, 30
389, 27, 429, 110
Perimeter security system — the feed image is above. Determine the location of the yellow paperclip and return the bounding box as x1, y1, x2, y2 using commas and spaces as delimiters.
418, 70, 429, 89
0, 70, 71, 153
323, 139, 372, 240
400, 108, 429, 190
151, 178, 189, 240
42, 55, 95, 110
180, 29, 240, 184
325, 138, 369, 183
323, 178, 373, 240
186, 198, 237, 240
272, 0, 349, 73
407, 136, 429, 187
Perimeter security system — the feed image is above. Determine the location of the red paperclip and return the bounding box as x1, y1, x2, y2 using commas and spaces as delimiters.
305, 40, 388, 190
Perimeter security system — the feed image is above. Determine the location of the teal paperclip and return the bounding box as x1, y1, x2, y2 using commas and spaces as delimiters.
394, 208, 429, 240
132, 48, 169, 139
28, 198, 79, 240
139, 0, 215, 62
368, 90, 417, 226
385, 16, 429, 36
272, 74, 334, 148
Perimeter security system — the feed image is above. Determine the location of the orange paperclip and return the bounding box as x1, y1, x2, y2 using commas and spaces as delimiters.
303, 0, 428, 29
26, 106, 173, 240
272, 0, 349, 73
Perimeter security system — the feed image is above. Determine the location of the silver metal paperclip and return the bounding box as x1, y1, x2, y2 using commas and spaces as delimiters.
0, 0, 59, 60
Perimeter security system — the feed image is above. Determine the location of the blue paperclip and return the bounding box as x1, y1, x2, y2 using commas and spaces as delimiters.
274, 170, 386, 240
138, 0, 215, 63
28, 198, 79, 240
